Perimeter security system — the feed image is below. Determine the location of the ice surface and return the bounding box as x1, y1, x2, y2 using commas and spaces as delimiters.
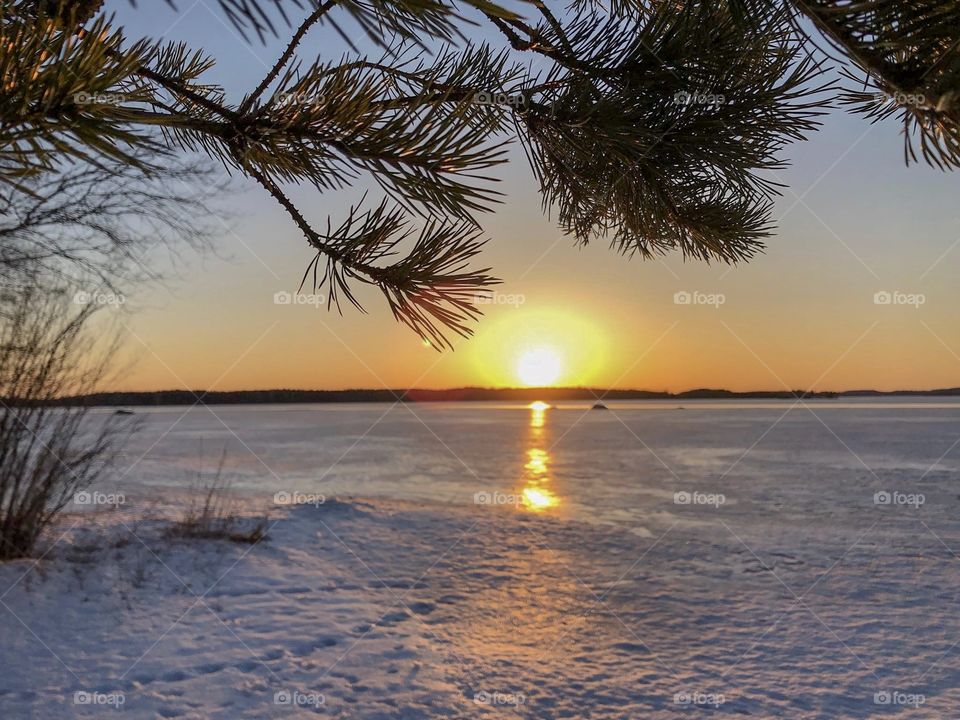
2, 400, 959, 717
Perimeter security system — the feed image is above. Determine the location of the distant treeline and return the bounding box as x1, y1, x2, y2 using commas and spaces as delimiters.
46, 386, 960, 407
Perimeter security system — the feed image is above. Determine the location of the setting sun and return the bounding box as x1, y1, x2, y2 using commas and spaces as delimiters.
516, 347, 562, 386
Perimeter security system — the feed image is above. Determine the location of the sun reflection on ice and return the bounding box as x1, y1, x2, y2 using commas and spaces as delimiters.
519, 402, 560, 513
527, 401, 550, 429
525, 449, 548, 476
522, 486, 559, 511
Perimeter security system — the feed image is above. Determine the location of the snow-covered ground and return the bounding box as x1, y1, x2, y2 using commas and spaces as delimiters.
2, 401, 959, 717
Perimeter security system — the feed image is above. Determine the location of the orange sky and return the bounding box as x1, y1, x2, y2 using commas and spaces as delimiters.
100, 4, 960, 395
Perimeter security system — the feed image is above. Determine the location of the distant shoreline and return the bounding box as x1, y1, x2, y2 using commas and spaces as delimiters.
57, 386, 960, 407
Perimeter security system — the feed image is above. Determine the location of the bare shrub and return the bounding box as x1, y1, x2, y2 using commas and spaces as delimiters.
166, 453, 268, 544
0, 280, 132, 560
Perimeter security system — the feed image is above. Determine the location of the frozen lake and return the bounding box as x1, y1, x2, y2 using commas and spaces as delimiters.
110, 398, 960, 532
5, 398, 959, 717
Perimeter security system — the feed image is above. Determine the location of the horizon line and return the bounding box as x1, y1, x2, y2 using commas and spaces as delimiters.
75, 385, 960, 399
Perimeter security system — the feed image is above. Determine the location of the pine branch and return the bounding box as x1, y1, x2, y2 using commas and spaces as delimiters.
10, 0, 921, 346
186, 0, 522, 45
247, 165, 497, 349
500, 2, 830, 261
240, 0, 339, 113
789, 0, 960, 169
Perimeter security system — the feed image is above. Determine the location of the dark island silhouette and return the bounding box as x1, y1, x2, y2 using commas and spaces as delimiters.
58, 387, 960, 407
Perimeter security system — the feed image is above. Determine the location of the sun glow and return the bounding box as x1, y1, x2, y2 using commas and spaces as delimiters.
466, 306, 609, 388
516, 347, 562, 387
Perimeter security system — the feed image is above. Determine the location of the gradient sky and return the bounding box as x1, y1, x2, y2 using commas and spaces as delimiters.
102, 1, 960, 393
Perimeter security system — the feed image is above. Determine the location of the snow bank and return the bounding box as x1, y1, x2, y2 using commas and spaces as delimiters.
1, 494, 957, 718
